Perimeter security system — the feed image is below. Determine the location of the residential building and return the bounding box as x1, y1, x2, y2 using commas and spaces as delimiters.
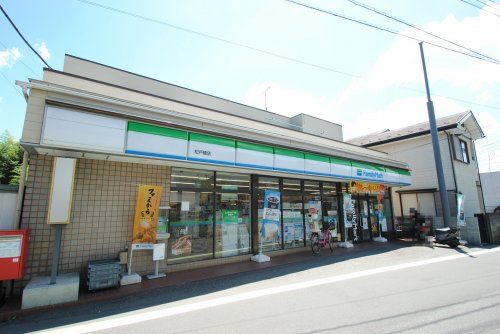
480, 171, 500, 213
348, 111, 487, 244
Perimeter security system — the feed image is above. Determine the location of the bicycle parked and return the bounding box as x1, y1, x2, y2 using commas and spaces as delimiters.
310, 221, 335, 255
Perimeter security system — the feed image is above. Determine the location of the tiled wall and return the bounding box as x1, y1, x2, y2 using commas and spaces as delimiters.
15, 154, 170, 292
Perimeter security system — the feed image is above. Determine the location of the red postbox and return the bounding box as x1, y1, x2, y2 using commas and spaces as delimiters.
0, 229, 30, 281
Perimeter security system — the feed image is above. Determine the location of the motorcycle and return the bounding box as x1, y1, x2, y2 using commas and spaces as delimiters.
434, 227, 460, 248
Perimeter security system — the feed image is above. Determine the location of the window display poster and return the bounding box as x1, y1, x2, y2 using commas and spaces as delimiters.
222, 210, 239, 223
457, 194, 466, 227
343, 193, 354, 228
171, 234, 192, 255
262, 189, 281, 241
132, 185, 163, 245
326, 216, 338, 237
181, 201, 190, 211
380, 218, 388, 232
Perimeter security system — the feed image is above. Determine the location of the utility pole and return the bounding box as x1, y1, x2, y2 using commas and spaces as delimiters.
419, 42, 451, 227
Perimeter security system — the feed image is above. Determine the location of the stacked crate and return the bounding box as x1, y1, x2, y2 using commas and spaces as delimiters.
87, 258, 121, 291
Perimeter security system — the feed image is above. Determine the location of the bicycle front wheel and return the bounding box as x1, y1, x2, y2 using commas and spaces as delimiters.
311, 235, 320, 255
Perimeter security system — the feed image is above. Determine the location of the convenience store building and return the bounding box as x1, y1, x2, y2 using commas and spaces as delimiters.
15, 55, 411, 287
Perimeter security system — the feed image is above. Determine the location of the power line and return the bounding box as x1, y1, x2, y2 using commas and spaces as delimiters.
399, 86, 500, 111
284, 0, 499, 64
75, 0, 500, 112
472, 0, 500, 11
0, 4, 52, 69
74, 0, 361, 79
347, 0, 500, 64
0, 71, 24, 98
0, 40, 38, 76
460, 0, 500, 17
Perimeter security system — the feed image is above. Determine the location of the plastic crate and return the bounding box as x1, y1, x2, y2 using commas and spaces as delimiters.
87, 258, 121, 291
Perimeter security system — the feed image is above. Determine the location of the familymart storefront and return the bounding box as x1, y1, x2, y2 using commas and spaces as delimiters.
33, 105, 411, 269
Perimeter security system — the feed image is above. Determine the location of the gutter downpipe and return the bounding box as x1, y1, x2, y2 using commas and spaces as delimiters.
445, 131, 458, 191
15, 151, 28, 229
14, 80, 29, 229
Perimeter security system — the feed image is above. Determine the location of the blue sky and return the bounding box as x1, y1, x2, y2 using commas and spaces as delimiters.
1, 0, 499, 171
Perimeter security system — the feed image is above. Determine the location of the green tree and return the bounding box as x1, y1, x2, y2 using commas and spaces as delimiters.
0, 131, 23, 185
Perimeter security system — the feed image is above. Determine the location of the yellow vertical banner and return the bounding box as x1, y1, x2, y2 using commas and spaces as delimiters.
132, 185, 163, 246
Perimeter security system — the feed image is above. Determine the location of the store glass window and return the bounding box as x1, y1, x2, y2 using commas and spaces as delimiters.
322, 182, 340, 242
171, 169, 214, 189
282, 179, 304, 249
369, 198, 379, 238
216, 172, 250, 192
257, 176, 281, 251
168, 190, 214, 263
304, 181, 322, 244
215, 172, 251, 258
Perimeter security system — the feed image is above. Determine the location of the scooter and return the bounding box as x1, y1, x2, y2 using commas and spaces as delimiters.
434, 227, 460, 248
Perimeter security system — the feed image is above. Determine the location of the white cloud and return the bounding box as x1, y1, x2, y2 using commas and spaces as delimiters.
0, 47, 22, 67
365, 10, 500, 92
36, 42, 51, 61
343, 96, 466, 140
480, 91, 492, 103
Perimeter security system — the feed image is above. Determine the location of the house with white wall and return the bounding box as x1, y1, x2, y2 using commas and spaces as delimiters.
348, 111, 488, 244
480, 171, 500, 213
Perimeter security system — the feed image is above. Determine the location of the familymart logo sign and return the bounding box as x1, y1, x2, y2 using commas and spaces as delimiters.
357, 168, 384, 180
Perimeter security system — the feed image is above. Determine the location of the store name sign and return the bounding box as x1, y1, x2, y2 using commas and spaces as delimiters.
194, 149, 211, 156
356, 168, 384, 180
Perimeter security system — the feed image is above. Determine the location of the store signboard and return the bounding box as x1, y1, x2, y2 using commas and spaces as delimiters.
352, 162, 387, 182
350, 181, 385, 195
132, 185, 163, 248
398, 169, 412, 185
262, 189, 281, 242
457, 194, 466, 227
330, 157, 352, 179
126, 122, 188, 160
125, 122, 412, 185
274, 148, 305, 174
236, 141, 274, 170
47, 157, 76, 225
385, 167, 400, 184
188, 133, 236, 165
42, 106, 126, 153
304, 153, 330, 176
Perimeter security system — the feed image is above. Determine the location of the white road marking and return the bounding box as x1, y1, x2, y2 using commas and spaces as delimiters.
35, 247, 500, 334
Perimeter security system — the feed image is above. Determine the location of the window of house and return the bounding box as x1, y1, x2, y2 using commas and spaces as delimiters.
460, 139, 470, 164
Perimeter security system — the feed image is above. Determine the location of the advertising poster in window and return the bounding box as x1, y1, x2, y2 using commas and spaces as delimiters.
132, 185, 163, 249
262, 189, 281, 242
457, 194, 466, 227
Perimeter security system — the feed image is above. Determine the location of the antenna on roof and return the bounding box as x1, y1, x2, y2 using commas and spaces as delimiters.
263, 86, 271, 111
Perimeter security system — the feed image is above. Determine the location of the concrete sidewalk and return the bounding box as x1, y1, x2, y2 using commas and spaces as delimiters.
0, 241, 406, 322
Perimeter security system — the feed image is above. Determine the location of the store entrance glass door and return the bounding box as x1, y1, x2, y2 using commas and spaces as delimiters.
359, 198, 371, 241
304, 181, 322, 245
368, 197, 379, 239
282, 179, 304, 249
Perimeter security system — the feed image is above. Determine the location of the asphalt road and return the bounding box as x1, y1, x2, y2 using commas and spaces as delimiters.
3, 243, 500, 333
